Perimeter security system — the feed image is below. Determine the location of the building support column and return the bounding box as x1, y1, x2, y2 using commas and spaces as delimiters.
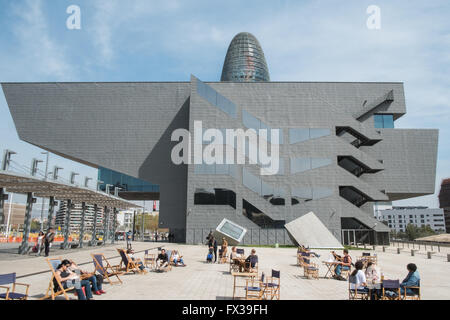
18, 192, 34, 254
132, 210, 136, 241
103, 206, 109, 245
62, 200, 72, 250
79, 202, 86, 248
46, 196, 56, 231
111, 207, 117, 244
141, 210, 145, 241
90, 204, 98, 246
0, 188, 5, 226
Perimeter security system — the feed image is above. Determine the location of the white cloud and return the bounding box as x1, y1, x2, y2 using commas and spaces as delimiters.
8, 0, 75, 80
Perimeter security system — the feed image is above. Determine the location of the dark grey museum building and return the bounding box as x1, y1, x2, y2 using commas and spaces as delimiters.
2, 33, 438, 245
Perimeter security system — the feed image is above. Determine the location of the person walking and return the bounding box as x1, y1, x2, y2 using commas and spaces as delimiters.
208, 236, 218, 263
44, 227, 55, 257
36, 231, 45, 256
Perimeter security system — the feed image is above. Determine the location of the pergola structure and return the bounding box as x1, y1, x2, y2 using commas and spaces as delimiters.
0, 170, 141, 254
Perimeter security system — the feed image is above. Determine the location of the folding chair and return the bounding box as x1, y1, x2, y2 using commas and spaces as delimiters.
91, 253, 123, 285
144, 250, 156, 270
264, 270, 280, 300
41, 257, 74, 300
0, 273, 30, 300
117, 249, 146, 274
402, 280, 421, 300
348, 275, 369, 300
245, 273, 266, 300
381, 280, 401, 300
299, 255, 319, 280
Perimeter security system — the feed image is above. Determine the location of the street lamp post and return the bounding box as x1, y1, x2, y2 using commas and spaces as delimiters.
40, 152, 49, 232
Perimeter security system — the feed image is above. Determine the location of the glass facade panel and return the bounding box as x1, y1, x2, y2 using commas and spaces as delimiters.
290, 158, 311, 173
194, 188, 236, 209
312, 187, 333, 199
196, 79, 237, 118
98, 167, 159, 192
374, 114, 394, 128
243, 169, 261, 194
289, 128, 310, 144
311, 158, 333, 169
309, 128, 331, 139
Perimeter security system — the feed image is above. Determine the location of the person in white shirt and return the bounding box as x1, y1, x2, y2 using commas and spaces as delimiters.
365, 262, 379, 283
172, 250, 186, 267
350, 261, 369, 292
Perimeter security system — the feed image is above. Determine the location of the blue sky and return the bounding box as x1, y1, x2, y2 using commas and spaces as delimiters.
0, 0, 449, 211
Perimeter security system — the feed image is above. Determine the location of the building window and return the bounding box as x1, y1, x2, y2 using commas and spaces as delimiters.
374, 114, 394, 128
194, 188, 236, 209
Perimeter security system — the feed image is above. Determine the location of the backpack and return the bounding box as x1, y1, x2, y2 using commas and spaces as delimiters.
207, 253, 213, 261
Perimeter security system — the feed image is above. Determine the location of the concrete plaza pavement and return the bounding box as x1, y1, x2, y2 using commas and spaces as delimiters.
0, 241, 449, 300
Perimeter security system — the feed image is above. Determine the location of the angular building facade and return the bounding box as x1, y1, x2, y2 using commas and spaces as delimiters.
1, 33, 439, 245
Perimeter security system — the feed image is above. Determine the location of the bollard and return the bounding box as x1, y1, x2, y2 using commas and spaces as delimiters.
397, 248, 401, 254
447, 254, 450, 262
372, 245, 376, 251
411, 249, 415, 256
382, 246, 386, 252
427, 252, 432, 259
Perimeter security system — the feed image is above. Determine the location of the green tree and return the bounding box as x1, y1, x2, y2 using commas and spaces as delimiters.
30, 220, 41, 232
134, 214, 158, 233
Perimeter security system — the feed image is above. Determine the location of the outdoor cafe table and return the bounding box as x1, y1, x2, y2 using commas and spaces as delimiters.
322, 261, 340, 278
231, 271, 258, 300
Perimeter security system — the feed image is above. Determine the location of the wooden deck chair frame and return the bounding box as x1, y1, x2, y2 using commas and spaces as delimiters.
0, 272, 30, 300
244, 277, 265, 300
265, 270, 280, 300
117, 249, 147, 274
402, 283, 421, 300
299, 255, 319, 280
144, 250, 157, 270
40, 257, 74, 300
91, 253, 123, 285
348, 275, 369, 300
244, 261, 259, 274
381, 280, 401, 300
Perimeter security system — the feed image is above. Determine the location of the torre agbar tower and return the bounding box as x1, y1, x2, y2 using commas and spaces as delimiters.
2, 32, 438, 245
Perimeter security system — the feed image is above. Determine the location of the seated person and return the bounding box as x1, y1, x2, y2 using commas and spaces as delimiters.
54, 259, 94, 300
244, 249, 258, 272
172, 250, 186, 266
349, 261, 368, 293
127, 249, 149, 272
299, 245, 321, 258
69, 260, 106, 295
333, 249, 352, 280
156, 248, 169, 270
400, 263, 420, 296
229, 246, 238, 260
206, 246, 214, 263
365, 262, 379, 283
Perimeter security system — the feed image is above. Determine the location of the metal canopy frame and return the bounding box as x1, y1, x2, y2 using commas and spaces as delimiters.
0, 170, 141, 209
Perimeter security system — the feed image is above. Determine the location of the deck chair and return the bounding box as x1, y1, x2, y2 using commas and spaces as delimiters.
236, 248, 245, 257
381, 280, 401, 300
299, 255, 319, 280
264, 270, 280, 300
0, 273, 30, 300
243, 259, 259, 274
41, 257, 74, 300
91, 253, 123, 285
348, 275, 369, 300
245, 272, 266, 300
117, 249, 146, 274
402, 280, 421, 300
144, 250, 156, 270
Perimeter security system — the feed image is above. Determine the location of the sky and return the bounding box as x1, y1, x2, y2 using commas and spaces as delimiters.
0, 0, 449, 213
